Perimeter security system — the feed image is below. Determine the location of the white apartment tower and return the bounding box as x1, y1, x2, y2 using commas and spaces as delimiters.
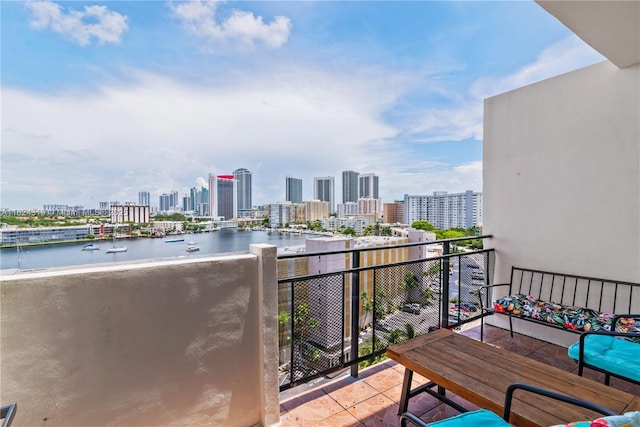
404, 190, 483, 229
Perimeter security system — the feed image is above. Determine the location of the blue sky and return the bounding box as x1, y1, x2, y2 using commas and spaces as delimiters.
1, 1, 604, 210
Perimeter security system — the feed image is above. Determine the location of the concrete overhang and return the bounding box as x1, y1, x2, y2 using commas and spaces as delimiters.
536, 0, 640, 69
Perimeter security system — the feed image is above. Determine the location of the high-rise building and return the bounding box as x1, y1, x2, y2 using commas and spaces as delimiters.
200, 187, 209, 216
138, 191, 151, 206
285, 176, 303, 204
404, 190, 483, 229
182, 195, 190, 212
209, 173, 237, 219
342, 171, 359, 203
313, 176, 335, 214
234, 168, 252, 217
159, 194, 170, 212
358, 173, 379, 199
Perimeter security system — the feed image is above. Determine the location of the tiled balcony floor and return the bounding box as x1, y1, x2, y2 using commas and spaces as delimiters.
279, 325, 640, 427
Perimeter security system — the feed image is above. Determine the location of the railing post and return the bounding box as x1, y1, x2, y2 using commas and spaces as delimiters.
350, 249, 360, 378
441, 242, 450, 328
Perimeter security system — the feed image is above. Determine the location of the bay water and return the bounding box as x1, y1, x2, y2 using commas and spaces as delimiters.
1, 229, 308, 272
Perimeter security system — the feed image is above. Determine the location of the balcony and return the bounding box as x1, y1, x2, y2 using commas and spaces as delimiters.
2, 1, 639, 425
278, 325, 640, 426
2, 235, 638, 426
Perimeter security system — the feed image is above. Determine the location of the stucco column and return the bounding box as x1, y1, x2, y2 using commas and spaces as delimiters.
250, 244, 280, 427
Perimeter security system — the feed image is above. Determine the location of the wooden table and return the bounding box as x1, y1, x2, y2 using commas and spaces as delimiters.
387, 329, 639, 427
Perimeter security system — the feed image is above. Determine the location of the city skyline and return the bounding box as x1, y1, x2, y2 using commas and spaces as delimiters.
1, 1, 604, 209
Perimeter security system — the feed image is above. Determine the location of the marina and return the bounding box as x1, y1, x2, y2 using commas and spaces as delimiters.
1, 229, 308, 272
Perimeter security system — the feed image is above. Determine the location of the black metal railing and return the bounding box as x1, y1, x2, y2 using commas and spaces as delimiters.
277, 235, 494, 391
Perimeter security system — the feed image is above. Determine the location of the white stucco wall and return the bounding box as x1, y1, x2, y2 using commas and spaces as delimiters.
484, 61, 640, 285
1, 246, 279, 427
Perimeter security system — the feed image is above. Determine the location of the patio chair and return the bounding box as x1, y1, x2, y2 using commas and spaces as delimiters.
399, 383, 617, 426
567, 314, 640, 386
1, 403, 17, 427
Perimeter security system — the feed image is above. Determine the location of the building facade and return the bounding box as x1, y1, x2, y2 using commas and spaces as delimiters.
234, 168, 252, 217
285, 177, 303, 204
342, 171, 359, 203
357, 197, 383, 220
404, 190, 483, 229
138, 191, 151, 206
110, 205, 151, 224
313, 176, 335, 214
383, 201, 405, 224
358, 173, 379, 199
305, 200, 329, 222
336, 202, 358, 218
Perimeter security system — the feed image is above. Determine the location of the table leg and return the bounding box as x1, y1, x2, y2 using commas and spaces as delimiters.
398, 368, 414, 415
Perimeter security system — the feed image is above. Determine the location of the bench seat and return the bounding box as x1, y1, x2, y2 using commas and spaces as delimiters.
493, 294, 640, 336
568, 334, 640, 383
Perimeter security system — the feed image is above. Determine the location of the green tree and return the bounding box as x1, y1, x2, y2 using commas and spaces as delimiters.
411, 220, 435, 231
342, 227, 356, 236
292, 302, 319, 345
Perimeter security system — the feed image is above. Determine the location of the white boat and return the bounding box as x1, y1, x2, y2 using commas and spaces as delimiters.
106, 232, 127, 253
82, 243, 100, 251
186, 244, 200, 252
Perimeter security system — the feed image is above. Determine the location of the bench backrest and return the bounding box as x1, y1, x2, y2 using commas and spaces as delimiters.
508, 267, 640, 314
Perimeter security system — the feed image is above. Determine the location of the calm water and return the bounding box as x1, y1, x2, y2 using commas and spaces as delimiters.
0, 229, 308, 272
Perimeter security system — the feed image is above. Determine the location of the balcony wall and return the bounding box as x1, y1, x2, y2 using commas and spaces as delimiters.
484, 60, 640, 341
0, 244, 280, 427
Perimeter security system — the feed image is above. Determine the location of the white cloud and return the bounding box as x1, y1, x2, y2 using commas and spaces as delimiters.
170, 0, 291, 49
1, 68, 401, 207
25, 1, 128, 46
471, 35, 604, 100
408, 35, 603, 144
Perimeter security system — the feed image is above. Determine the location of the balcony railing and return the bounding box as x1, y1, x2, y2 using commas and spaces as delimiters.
276, 235, 494, 391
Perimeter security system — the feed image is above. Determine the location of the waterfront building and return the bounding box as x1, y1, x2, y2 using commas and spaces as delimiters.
267, 202, 291, 228
111, 205, 150, 224
358, 173, 379, 199
1, 225, 100, 245
342, 171, 359, 203
336, 202, 358, 218
313, 177, 335, 214
285, 176, 303, 204
384, 200, 405, 224
152, 220, 184, 233
234, 168, 253, 217
304, 200, 329, 222
138, 191, 151, 206
404, 190, 483, 229
208, 174, 237, 220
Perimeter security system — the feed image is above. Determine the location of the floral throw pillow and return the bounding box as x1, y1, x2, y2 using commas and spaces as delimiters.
553, 411, 640, 427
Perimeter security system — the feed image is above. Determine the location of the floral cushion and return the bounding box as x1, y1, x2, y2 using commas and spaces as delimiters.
493, 295, 640, 340
552, 411, 640, 427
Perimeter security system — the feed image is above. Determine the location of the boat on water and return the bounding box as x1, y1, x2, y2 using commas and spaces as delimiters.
165, 238, 185, 243
81, 243, 100, 251
186, 243, 200, 252
106, 233, 127, 253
